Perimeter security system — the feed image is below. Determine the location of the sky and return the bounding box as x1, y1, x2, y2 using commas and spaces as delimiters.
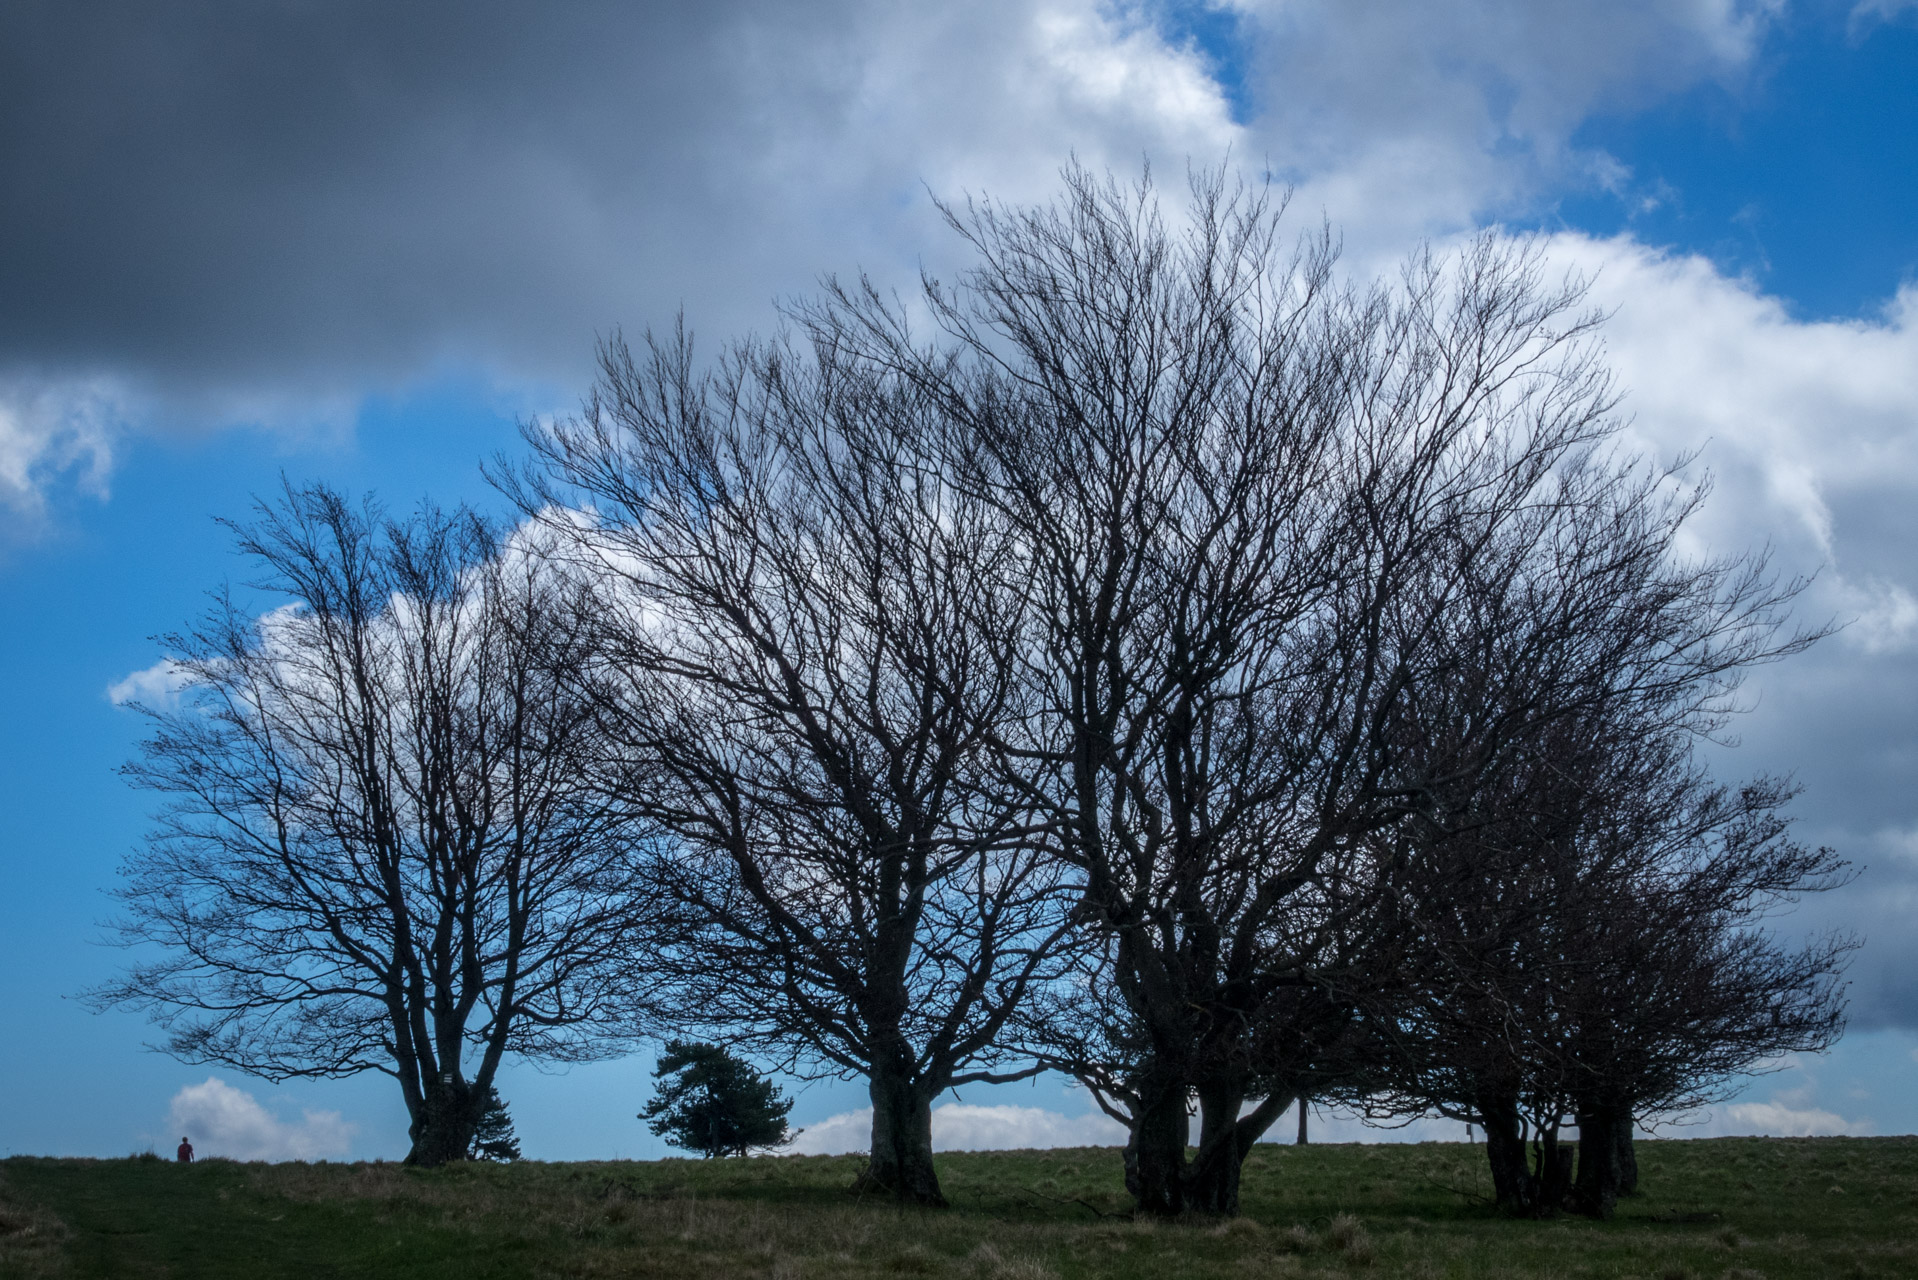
2, 0, 1915, 1162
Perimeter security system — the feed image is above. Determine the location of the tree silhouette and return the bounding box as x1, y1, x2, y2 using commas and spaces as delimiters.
641, 1042, 796, 1158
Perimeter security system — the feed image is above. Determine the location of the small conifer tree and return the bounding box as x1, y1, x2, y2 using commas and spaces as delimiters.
467, 1086, 523, 1162
640, 1041, 796, 1158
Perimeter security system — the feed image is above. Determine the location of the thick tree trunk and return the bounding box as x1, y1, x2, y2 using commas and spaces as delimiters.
1572, 1105, 1636, 1217
853, 1064, 945, 1206
1476, 1090, 1543, 1216
405, 1077, 484, 1167
1126, 1072, 1191, 1217
1572, 1107, 1618, 1219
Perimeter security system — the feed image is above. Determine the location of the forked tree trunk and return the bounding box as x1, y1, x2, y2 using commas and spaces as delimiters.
854, 1063, 945, 1206
1184, 1084, 1292, 1217
1617, 1112, 1639, 1196
1537, 1122, 1574, 1211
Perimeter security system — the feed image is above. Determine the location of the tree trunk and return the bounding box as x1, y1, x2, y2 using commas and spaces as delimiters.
1183, 1085, 1291, 1217
853, 1064, 945, 1206
1572, 1107, 1618, 1219
1573, 1105, 1636, 1216
1297, 1096, 1308, 1145
1184, 1083, 1246, 1216
1126, 1072, 1191, 1217
1538, 1120, 1573, 1212
405, 1077, 483, 1167
1476, 1090, 1543, 1216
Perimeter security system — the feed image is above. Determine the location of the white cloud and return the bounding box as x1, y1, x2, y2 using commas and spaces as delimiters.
1518, 236, 1918, 1033
1231, 0, 1780, 248
1850, 0, 1918, 34
1294, 1103, 1472, 1145
0, 376, 119, 524
1694, 1099, 1872, 1137
1537, 235, 1918, 648
787, 1108, 874, 1156
1667, 1058, 1872, 1137
166, 1077, 356, 1162
0, 1, 1819, 524
933, 1103, 1128, 1151
107, 659, 193, 710
789, 1102, 1126, 1155
789, 1098, 1475, 1155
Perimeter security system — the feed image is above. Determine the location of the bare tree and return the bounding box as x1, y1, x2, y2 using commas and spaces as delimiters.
521, 330, 1075, 1205
1351, 421, 1844, 1216
93, 484, 653, 1165
1376, 704, 1850, 1217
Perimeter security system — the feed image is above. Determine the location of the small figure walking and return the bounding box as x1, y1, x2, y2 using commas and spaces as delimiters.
176, 1136, 194, 1164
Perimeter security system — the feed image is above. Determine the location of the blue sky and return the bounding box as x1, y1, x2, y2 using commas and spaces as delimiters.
3, 0, 1916, 1161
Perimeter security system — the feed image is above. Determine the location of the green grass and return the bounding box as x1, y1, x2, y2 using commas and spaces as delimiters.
4, 1137, 1915, 1279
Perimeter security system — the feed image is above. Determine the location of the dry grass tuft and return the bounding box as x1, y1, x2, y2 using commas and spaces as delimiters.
967, 1241, 1059, 1279
1326, 1212, 1375, 1264
0, 1171, 70, 1278
1276, 1223, 1318, 1254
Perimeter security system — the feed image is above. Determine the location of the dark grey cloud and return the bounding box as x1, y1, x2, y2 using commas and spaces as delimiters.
0, 0, 1241, 405
0, 1, 864, 390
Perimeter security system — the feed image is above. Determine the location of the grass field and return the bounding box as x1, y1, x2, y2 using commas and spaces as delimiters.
4, 1137, 1915, 1279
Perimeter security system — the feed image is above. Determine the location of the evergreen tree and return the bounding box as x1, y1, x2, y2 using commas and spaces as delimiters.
640, 1041, 796, 1158
467, 1086, 522, 1162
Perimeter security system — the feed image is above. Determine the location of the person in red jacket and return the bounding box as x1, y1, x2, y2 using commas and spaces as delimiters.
176, 1136, 194, 1163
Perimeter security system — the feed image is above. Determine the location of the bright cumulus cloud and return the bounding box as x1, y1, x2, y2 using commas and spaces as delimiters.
1555, 235, 1918, 582
166, 1078, 355, 1162
790, 1103, 1126, 1155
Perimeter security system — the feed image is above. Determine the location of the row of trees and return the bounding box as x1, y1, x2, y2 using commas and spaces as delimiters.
98, 166, 1851, 1218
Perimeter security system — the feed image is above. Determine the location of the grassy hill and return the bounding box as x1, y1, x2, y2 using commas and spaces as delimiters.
4, 1137, 1915, 1279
